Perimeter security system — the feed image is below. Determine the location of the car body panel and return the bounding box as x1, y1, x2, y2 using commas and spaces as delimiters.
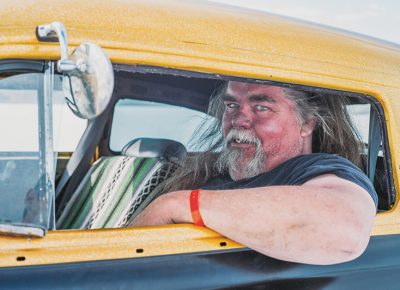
0, 0, 399, 275
1, 0, 400, 88
0, 225, 242, 267
1, 235, 400, 290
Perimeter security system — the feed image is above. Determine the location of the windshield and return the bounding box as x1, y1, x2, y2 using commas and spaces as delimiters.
0, 72, 56, 236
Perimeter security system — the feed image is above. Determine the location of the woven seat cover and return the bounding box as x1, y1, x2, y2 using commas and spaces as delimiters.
57, 156, 177, 229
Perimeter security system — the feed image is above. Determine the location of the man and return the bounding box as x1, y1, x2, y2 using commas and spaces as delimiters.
130, 81, 377, 265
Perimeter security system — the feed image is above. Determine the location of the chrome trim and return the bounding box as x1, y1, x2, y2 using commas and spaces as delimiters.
36, 22, 77, 73
0, 224, 44, 238
37, 61, 55, 231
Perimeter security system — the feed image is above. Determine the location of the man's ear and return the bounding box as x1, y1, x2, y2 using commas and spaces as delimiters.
300, 118, 316, 137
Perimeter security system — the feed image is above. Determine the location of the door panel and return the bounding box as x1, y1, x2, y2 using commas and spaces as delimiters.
0, 235, 397, 290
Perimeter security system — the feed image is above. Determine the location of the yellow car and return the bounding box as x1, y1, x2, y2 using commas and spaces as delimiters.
0, 0, 398, 289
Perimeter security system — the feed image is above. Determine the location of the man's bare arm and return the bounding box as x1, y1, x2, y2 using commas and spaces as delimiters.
130, 174, 376, 265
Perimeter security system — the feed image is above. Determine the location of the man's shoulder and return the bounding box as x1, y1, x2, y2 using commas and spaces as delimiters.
284, 153, 354, 167
272, 153, 378, 206
276, 153, 365, 184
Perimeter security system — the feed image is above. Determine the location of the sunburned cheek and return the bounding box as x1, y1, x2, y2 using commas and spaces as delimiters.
222, 116, 233, 136
257, 123, 286, 139
258, 124, 301, 152
257, 117, 301, 137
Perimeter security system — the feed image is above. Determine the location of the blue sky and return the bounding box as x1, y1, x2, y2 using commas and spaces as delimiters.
208, 0, 400, 44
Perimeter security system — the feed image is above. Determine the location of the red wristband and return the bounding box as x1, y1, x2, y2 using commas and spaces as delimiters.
190, 189, 205, 226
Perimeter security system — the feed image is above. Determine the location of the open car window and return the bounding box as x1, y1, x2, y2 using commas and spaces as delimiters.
56, 67, 394, 232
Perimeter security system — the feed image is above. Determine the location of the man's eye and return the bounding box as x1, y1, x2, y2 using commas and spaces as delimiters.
225, 103, 238, 109
256, 105, 269, 111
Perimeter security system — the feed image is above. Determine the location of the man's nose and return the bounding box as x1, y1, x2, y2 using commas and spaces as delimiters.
232, 109, 252, 129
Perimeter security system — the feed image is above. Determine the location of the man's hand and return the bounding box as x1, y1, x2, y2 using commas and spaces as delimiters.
129, 191, 192, 227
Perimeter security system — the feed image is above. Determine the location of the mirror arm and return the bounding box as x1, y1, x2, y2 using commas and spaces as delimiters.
36, 22, 78, 73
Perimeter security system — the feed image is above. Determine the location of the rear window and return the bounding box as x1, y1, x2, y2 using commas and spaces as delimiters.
110, 99, 217, 152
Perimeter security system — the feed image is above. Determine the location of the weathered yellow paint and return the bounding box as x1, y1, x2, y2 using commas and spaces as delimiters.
0, 225, 243, 267
1, 0, 400, 88
0, 0, 399, 266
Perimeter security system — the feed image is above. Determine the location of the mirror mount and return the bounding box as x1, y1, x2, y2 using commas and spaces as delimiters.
36, 22, 78, 73
36, 22, 114, 119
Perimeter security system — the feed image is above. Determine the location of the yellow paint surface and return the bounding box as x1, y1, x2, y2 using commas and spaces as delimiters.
0, 225, 243, 267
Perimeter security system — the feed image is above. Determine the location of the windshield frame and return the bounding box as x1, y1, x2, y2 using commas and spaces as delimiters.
0, 60, 56, 237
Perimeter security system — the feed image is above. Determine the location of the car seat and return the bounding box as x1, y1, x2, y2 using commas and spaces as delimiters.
56, 138, 187, 229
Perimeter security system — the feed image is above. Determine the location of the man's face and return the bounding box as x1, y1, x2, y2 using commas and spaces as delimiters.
219, 81, 314, 180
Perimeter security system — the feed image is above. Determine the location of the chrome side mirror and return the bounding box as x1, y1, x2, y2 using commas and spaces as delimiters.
36, 22, 114, 119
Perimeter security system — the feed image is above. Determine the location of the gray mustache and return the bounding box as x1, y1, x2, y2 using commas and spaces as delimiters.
216, 129, 266, 180
225, 129, 261, 146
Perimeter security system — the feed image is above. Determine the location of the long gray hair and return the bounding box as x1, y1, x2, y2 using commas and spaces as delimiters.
163, 82, 363, 192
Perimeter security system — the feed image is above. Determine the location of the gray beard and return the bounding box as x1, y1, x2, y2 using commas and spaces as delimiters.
214, 129, 266, 181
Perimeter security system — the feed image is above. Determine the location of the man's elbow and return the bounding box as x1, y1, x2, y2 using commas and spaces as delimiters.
334, 233, 371, 264
343, 211, 376, 262
305, 213, 375, 265
303, 231, 372, 265
326, 217, 375, 265
326, 195, 376, 264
